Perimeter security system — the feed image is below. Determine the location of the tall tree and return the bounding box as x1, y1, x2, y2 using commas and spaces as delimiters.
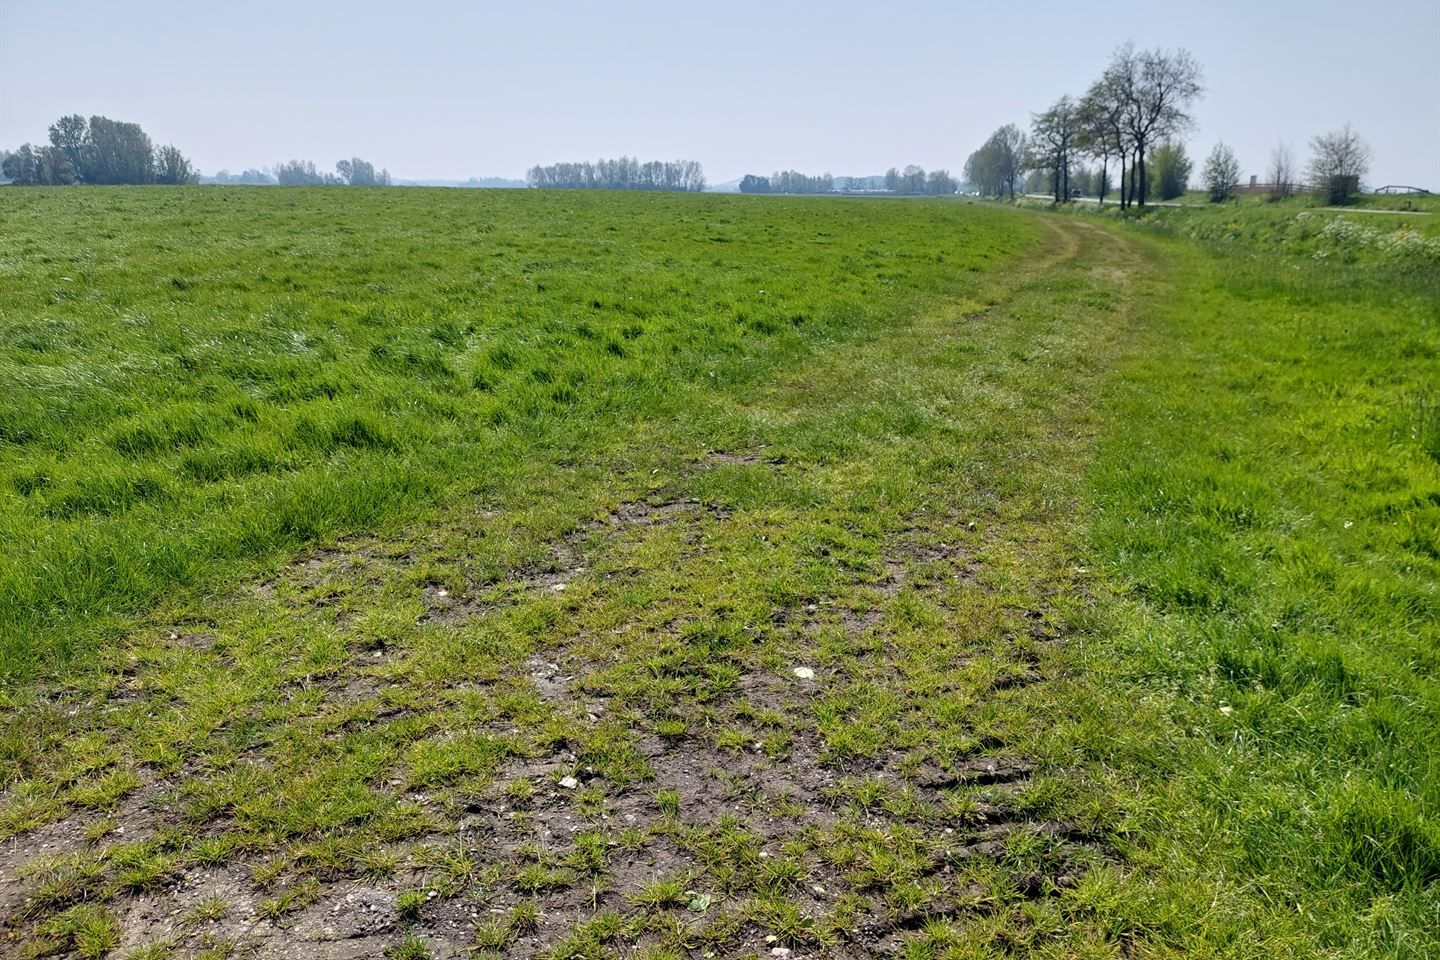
1116, 45, 1203, 206
1029, 95, 1080, 202
275, 159, 331, 185
335, 157, 390, 186
1077, 77, 1127, 205
2, 143, 76, 185
963, 124, 1025, 199
2, 145, 40, 185
82, 116, 155, 184
1201, 142, 1241, 202
900, 165, 927, 195
1267, 142, 1295, 198
47, 114, 87, 174
925, 169, 957, 195
1306, 124, 1370, 205
1149, 140, 1192, 200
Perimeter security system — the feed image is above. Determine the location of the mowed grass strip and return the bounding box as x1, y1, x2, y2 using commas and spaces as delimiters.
0, 187, 1033, 682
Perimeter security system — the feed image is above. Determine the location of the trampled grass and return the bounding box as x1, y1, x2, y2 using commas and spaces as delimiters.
0, 188, 1435, 958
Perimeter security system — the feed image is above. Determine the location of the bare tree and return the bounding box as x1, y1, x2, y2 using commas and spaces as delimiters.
1118, 46, 1204, 207
1306, 124, 1370, 205
1077, 80, 1126, 205
1267, 142, 1295, 197
1029, 95, 1080, 202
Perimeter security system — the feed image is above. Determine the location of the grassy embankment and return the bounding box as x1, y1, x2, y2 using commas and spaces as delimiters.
1062, 197, 1439, 956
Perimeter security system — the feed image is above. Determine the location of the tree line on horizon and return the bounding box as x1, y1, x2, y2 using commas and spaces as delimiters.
2, 115, 196, 186
525, 157, 706, 192
0, 114, 400, 190
205, 159, 397, 186
271, 158, 392, 186
738, 165, 958, 196
4, 99, 1385, 204
966, 43, 1377, 208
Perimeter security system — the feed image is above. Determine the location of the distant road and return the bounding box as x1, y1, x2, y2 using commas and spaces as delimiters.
1316, 206, 1431, 215
1024, 194, 1186, 207
1023, 193, 1431, 215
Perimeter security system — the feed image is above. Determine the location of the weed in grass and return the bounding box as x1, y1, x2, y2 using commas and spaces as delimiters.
395, 888, 427, 919
179, 896, 229, 926
34, 904, 120, 958
509, 900, 541, 932
123, 944, 177, 960
382, 933, 435, 960
254, 877, 320, 919
627, 874, 692, 909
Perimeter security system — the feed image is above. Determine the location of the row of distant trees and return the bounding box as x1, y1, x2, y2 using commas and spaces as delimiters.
740, 171, 835, 194
885, 166, 958, 195
525, 157, 706, 191
738, 165, 957, 196
210, 168, 276, 184
1171, 126, 1369, 205
965, 44, 1204, 207
966, 44, 1375, 208
2, 115, 196, 186
1011, 127, 1370, 207
270, 158, 392, 186
207, 159, 393, 186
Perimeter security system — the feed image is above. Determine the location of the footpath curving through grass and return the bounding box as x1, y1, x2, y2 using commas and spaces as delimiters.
0, 187, 1436, 959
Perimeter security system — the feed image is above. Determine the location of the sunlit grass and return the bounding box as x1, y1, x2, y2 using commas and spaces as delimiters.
0, 187, 1434, 957
0, 186, 1031, 682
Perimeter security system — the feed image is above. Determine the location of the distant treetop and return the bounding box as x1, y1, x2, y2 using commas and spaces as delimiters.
526, 158, 706, 192
2, 114, 196, 186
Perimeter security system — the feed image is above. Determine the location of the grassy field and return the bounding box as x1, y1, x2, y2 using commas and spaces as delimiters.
0, 188, 1031, 681
0, 188, 1436, 959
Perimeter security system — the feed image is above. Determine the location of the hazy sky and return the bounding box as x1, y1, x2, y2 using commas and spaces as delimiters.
2, 0, 1437, 187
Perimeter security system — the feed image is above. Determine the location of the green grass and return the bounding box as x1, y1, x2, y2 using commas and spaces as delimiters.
0, 186, 1032, 682
1, 187, 1435, 958
1062, 205, 1440, 955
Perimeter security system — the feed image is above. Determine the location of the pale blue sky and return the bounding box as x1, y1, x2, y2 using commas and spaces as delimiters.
2, 0, 1437, 187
